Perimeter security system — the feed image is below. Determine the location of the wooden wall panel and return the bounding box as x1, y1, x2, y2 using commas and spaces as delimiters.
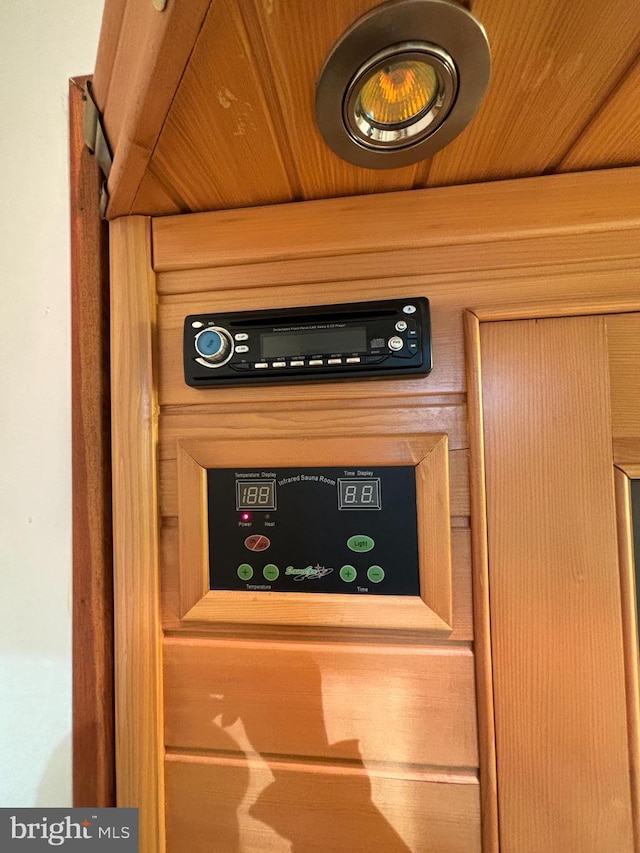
155, 228, 640, 297
481, 315, 634, 852
143, 0, 294, 213
156, 264, 640, 407
70, 76, 114, 808
164, 638, 478, 768
93, 0, 212, 217
151, 169, 640, 271
110, 217, 164, 853
606, 314, 640, 440
558, 55, 640, 173
425, 0, 640, 186
240, 0, 417, 201
165, 754, 481, 853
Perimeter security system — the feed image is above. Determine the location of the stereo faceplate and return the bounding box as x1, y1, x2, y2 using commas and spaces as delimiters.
183, 297, 431, 387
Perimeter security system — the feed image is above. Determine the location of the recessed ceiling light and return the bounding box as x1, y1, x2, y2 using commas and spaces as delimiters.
316, 0, 491, 169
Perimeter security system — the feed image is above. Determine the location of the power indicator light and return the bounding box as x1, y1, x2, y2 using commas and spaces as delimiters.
241, 512, 252, 521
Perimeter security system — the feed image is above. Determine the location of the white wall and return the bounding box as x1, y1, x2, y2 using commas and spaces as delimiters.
0, 1, 104, 806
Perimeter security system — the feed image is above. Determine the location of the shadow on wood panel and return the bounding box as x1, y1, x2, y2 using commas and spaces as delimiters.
166, 652, 410, 851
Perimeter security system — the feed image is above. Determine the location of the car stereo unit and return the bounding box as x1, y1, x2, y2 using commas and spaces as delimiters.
183, 297, 431, 387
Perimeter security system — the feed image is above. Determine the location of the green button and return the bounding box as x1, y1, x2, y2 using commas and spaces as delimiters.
347, 535, 374, 553
367, 565, 385, 583
263, 564, 279, 581
237, 563, 253, 580
340, 565, 357, 583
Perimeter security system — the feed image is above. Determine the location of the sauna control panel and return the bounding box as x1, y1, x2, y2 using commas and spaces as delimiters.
207, 466, 420, 595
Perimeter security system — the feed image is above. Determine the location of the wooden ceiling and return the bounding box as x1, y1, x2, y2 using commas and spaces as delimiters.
94, 0, 640, 219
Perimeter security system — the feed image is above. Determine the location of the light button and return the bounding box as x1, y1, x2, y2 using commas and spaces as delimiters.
347, 535, 375, 553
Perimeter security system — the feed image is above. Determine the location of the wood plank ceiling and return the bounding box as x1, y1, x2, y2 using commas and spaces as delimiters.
93, 0, 640, 219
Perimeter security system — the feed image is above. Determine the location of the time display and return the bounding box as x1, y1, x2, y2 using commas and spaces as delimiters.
236, 479, 277, 510
337, 478, 382, 510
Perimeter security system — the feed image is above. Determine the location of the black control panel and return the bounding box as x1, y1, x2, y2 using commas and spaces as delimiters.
208, 466, 420, 595
184, 297, 431, 387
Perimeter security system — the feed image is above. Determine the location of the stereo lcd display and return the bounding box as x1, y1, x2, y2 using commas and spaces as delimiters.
261, 326, 367, 358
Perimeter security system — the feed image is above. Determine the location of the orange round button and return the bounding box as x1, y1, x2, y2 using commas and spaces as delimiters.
244, 534, 271, 552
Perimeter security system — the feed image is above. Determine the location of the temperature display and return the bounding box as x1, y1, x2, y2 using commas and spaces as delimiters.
337, 478, 381, 510
236, 479, 276, 510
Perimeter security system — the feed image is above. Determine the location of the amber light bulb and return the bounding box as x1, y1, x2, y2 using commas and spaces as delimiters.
357, 59, 438, 126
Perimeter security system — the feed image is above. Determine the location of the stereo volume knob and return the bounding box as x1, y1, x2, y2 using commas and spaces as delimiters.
195, 327, 233, 365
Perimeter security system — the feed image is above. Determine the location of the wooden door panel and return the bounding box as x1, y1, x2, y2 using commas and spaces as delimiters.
480, 315, 634, 852
165, 755, 481, 853
164, 638, 478, 768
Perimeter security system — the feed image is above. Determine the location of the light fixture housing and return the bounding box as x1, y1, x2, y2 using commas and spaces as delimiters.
315, 0, 491, 169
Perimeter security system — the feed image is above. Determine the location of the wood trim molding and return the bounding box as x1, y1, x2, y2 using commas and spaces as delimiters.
151, 167, 640, 272
463, 310, 499, 853
614, 466, 640, 850
70, 75, 115, 808
471, 297, 640, 322
110, 217, 164, 853
176, 434, 452, 633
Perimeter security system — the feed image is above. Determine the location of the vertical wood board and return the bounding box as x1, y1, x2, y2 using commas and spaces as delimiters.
481, 315, 634, 851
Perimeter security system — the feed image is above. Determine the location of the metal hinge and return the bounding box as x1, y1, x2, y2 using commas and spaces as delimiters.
83, 80, 112, 219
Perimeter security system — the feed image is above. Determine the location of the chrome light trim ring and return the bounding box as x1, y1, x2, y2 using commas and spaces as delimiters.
315, 0, 491, 170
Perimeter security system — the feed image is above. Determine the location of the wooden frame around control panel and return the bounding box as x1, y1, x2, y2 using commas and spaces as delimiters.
177, 433, 452, 633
